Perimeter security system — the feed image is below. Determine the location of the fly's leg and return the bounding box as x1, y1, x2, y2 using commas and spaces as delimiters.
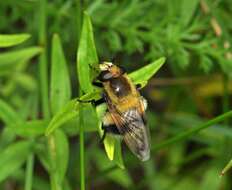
136, 84, 142, 90
100, 124, 120, 143
77, 81, 104, 105
100, 111, 120, 143
92, 81, 103, 88
77, 97, 105, 106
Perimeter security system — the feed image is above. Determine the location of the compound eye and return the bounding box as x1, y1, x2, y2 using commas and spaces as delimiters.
98, 71, 113, 82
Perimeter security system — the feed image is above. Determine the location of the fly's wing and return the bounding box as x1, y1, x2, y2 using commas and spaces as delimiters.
110, 108, 150, 161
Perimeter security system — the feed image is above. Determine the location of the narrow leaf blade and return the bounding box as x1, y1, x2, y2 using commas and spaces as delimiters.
50, 34, 71, 114
49, 130, 69, 185
0, 34, 31, 47
129, 57, 166, 86
45, 99, 78, 136
0, 47, 43, 70
0, 141, 32, 182
9, 119, 48, 138
77, 12, 98, 93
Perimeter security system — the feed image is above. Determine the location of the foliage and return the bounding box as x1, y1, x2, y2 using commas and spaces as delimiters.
0, 0, 232, 190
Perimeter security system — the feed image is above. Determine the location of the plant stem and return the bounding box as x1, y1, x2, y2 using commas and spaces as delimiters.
79, 107, 85, 190
24, 154, 34, 190
76, 1, 85, 189
39, 0, 50, 119
153, 110, 232, 151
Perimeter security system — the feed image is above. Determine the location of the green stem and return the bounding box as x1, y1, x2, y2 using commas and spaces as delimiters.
24, 94, 38, 190
76, 0, 82, 45
79, 107, 85, 190
39, 0, 50, 119
153, 110, 232, 151
76, 1, 84, 189
24, 154, 34, 190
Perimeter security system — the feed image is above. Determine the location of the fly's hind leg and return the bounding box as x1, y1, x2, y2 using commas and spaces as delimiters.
136, 83, 142, 90
100, 124, 120, 143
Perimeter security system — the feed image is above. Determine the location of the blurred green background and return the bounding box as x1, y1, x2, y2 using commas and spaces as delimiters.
0, 0, 232, 190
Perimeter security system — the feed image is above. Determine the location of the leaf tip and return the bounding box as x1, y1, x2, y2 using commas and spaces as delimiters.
52, 33, 59, 40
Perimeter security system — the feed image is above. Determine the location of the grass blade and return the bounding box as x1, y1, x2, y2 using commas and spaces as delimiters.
153, 110, 232, 151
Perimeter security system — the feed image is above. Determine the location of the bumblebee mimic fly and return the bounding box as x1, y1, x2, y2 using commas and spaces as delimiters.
91, 62, 150, 161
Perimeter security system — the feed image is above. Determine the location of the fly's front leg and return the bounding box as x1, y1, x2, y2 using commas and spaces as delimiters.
77, 97, 105, 106
92, 81, 103, 88
77, 81, 104, 106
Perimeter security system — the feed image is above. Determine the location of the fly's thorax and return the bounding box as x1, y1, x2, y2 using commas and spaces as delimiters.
103, 74, 138, 99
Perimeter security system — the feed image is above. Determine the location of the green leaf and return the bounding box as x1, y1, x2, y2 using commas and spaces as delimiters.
114, 139, 125, 169
0, 128, 16, 151
104, 135, 115, 161
45, 99, 78, 136
0, 99, 22, 125
50, 34, 71, 115
129, 57, 166, 87
8, 120, 48, 138
82, 104, 99, 132
200, 55, 213, 73
0, 141, 32, 182
0, 47, 43, 71
79, 89, 102, 101
45, 91, 103, 136
48, 130, 69, 185
14, 73, 37, 92
175, 47, 189, 69
36, 143, 50, 172
181, 0, 199, 27
0, 34, 31, 47
77, 12, 98, 93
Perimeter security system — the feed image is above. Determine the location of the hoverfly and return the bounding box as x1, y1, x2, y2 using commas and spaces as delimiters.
91, 62, 150, 161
